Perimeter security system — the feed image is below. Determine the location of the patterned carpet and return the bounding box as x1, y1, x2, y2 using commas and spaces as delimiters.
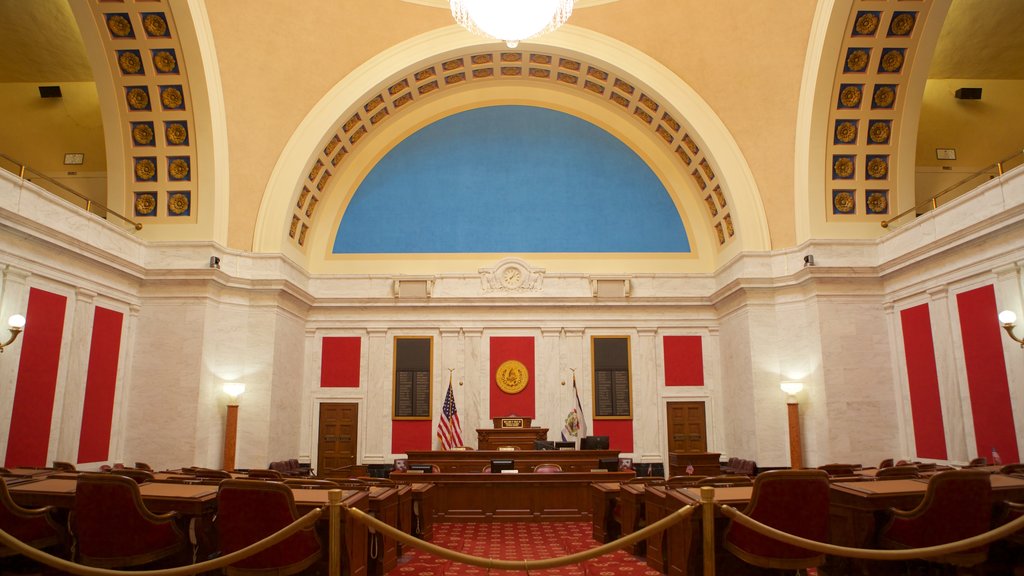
390, 522, 661, 576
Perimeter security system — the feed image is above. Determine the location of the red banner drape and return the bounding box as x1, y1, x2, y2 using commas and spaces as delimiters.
489, 336, 535, 418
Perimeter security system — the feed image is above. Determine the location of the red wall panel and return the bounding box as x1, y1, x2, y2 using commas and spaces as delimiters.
899, 304, 947, 459
663, 335, 704, 386
956, 285, 1019, 464
593, 419, 634, 452
489, 337, 535, 418
392, 420, 432, 454
77, 307, 124, 463
4, 288, 67, 467
321, 337, 361, 387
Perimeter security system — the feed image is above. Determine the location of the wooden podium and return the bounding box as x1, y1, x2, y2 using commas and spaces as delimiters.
477, 417, 547, 450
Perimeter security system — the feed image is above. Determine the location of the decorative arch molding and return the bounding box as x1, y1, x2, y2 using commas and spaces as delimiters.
795, 0, 952, 243
255, 25, 770, 272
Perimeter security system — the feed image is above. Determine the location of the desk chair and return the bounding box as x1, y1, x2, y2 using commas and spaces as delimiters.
533, 463, 562, 473
968, 457, 988, 467
73, 474, 187, 568
217, 479, 322, 576
52, 461, 76, 472
878, 458, 894, 469
134, 462, 154, 471
194, 467, 232, 479
817, 463, 858, 476
112, 468, 155, 484
246, 469, 284, 480
999, 463, 1024, 475
0, 480, 62, 558
878, 469, 992, 567
697, 475, 753, 487
875, 465, 921, 479
723, 469, 830, 571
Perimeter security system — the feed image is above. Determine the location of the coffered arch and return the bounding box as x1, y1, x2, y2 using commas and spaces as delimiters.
255, 26, 770, 274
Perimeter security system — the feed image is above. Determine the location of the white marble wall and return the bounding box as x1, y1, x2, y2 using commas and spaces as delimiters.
2, 166, 1023, 472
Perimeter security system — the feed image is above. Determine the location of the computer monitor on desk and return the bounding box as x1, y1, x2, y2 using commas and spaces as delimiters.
598, 457, 618, 472
409, 464, 434, 473
533, 440, 556, 450
490, 459, 515, 473
554, 441, 576, 450
580, 435, 609, 450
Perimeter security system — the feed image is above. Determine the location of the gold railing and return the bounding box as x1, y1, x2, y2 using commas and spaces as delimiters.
0, 153, 142, 231
882, 148, 1024, 229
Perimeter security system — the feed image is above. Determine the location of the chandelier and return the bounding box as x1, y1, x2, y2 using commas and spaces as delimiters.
450, 0, 574, 48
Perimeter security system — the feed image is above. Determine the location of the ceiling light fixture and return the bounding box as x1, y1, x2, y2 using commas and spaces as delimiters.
450, 0, 574, 48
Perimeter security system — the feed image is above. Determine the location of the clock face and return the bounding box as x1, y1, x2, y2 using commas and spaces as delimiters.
502, 266, 523, 288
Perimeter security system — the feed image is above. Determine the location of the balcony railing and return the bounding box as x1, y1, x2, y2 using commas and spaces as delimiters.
883, 148, 1024, 229
0, 152, 142, 231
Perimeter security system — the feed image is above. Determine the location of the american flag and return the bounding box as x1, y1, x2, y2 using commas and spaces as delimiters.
437, 381, 463, 450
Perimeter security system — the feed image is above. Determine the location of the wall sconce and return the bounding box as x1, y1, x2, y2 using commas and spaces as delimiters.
0, 314, 26, 353
780, 381, 805, 469
999, 310, 1023, 347
222, 383, 245, 471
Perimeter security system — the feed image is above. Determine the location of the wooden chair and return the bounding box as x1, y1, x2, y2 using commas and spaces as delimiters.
112, 468, 155, 484
134, 462, 153, 471
878, 469, 992, 567
194, 467, 232, 479
817, 463, 858, 476
533, 463, 562, 473
968, 457, 988, 467
0, 479, 62, 558
246, 469, 284, 480
51, 461, 76, 472
875, 465, 921, 479
878, 458, 894, 469
723, 469, 831, 571
73, 474, 187, 568
217, 479, 322, 576
697, 475, 753, 487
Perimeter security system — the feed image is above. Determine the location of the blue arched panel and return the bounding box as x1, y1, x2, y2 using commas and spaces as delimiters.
333, 106, 689, 253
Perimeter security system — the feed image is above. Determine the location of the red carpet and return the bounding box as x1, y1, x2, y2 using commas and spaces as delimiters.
391, 522, 661, 576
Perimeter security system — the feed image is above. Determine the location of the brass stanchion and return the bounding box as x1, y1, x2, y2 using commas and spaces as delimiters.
329, 489, 342, 576
701, 486, 715, 576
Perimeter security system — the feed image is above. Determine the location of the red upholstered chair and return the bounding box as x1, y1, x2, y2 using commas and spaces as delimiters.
52, 461, 76, 472
194, 467, 232, 479
878, 469, 992, 567
875, 465, 921, 479
723, 469, 831, 570
246, 469, 284, 480
134, 462, 154, 471
999, 463, 1024, 475
217, 479, 322, 576
73, 473, 187, 568
968, 457, 988, 467
878, 458, 894, 469
1, 479, 62, 557
533, 464, 562, 473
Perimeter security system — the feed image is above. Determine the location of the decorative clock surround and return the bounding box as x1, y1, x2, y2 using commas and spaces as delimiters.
480, 258, 544, 292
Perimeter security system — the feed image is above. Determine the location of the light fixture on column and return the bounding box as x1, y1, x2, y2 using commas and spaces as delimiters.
999, 310, 1023, 347
0, 314, 26, 353
449, 0, 574, 48
223, 383, 246, 471
780, 381, 804, 469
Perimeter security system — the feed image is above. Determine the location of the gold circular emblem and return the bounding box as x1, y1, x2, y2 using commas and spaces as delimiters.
867, 157, 889, 179
846, 50, 868, 72
890, 13, 915, 36
118, 51, 142, 74
107, 15, 132, 37
132, 123, 154, 145
835, 121, 857, 143
153, 50, 177, 73
867, 192, 888, 214
168, 158, 190, 180
168, 193, 189, 215
166, 123, 187, 145
495, 360, 529, 394
161, 87, 183, 109
854, 12, 879, 35
833, 156, 854, 178
135, 159, 156, 180
127, 87, 149, 110
135, 194, 156, 215
834, 191, 855, 214
143, 14, 168, 37
874, 86, 895, 108
880, 50, 904, 72
869, 121, 890, 144
839, 85, 862, 108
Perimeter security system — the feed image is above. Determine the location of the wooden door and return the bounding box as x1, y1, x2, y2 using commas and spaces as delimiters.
317, 403, 358, 474
666, 401, 707, 453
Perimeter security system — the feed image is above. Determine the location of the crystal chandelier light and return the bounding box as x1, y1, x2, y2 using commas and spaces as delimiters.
450, 0, 574, 48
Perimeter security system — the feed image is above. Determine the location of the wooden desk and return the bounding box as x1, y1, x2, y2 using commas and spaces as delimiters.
411, 483, 434, 540
391, 471, 633, 522
591, 482, 620, 542
644, 485, 669, 572
476, 427, 548, 450
405, 449, 621, 473
619, 482, 647, 555
668, 453, 722, 478
368, 486, 400, 575
662, 486, 753, 576
292, 488, 369, 576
